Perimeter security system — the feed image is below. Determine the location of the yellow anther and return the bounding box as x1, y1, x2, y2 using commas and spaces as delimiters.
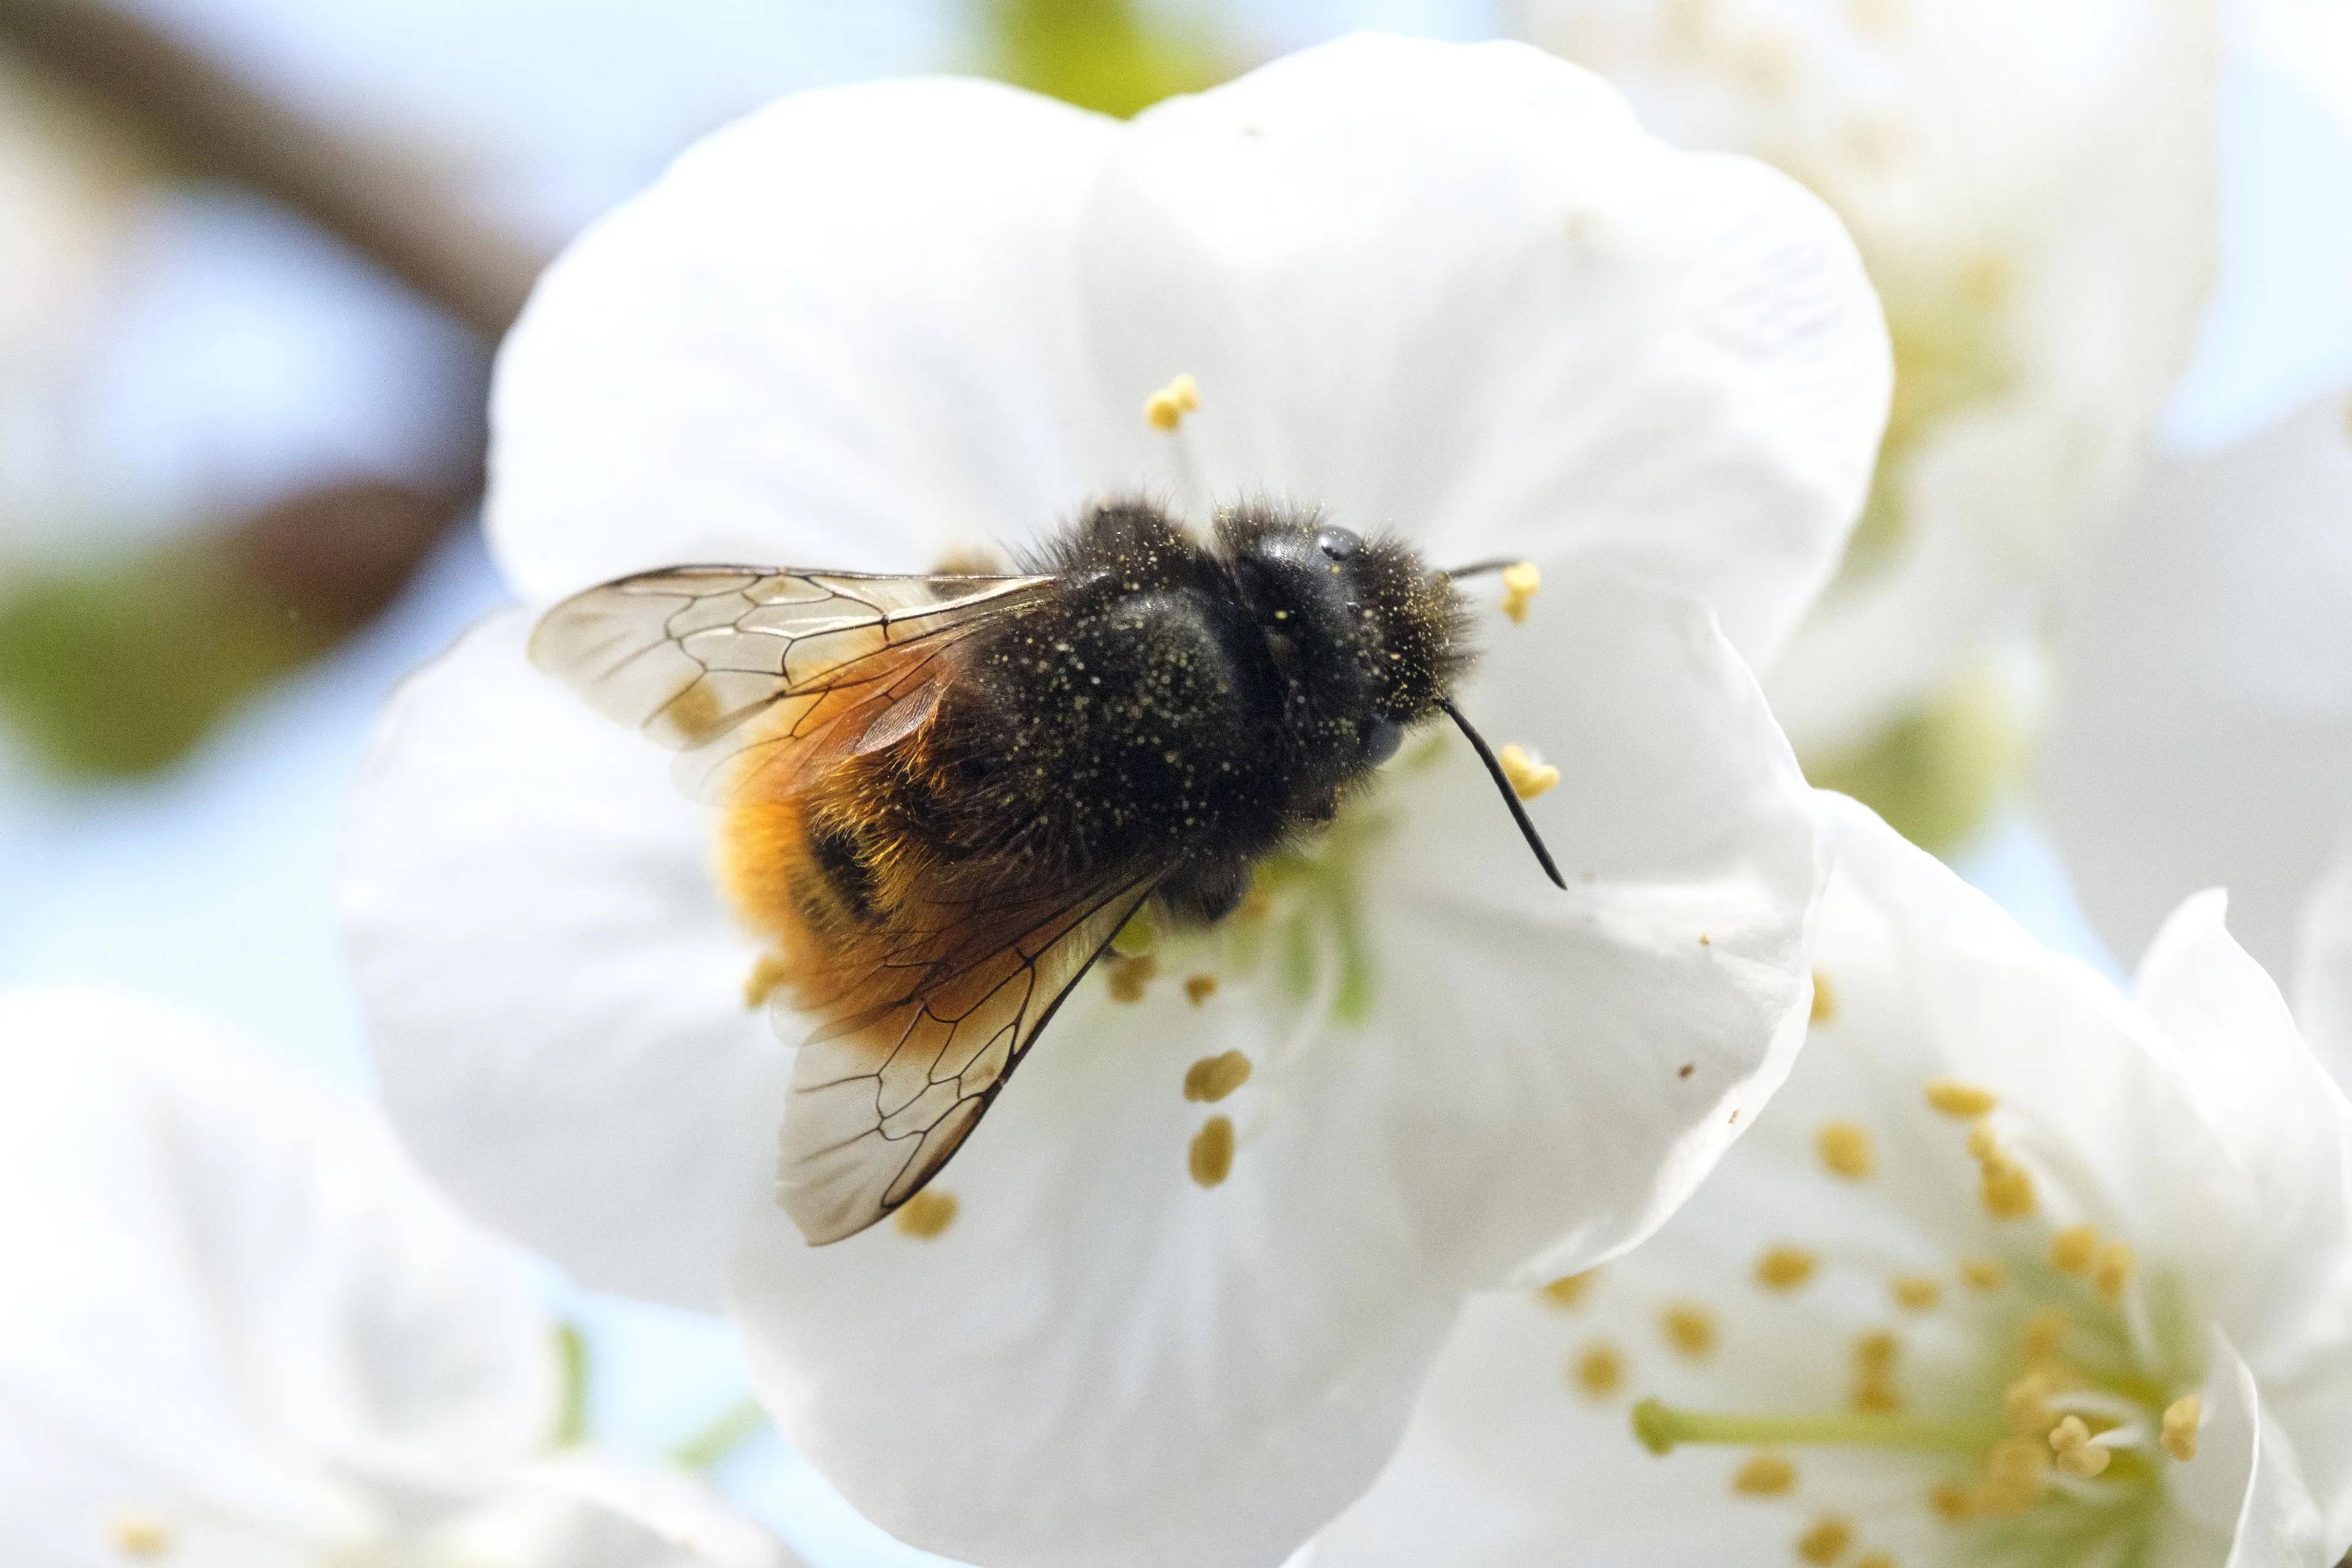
1540, 1269, 1599, 1309
1756, 1246, 1819, 1292
893, 1188, 958, 1239
742, 952, 793, 1009
1795, 1515, 1854, 1565
2162, 1395, 2201, 1461
1573, 1341, 1625, 1399
1734, 1451, 1798, 1496
111, 1515, 170, 1557
1978, 1436, 2052, 1512
2049, 1415, 2090, 1455
1494, 743, 1559, 800
1929, 1482, 1972, 1521
1961, 1257, 2008, 1291
1182, 1050, 1252, 1103
1189, 1115, 1235, 1187
1105, 951, 1157, 1003
1661, 1302, 1719, 1360
1966, 1122, 2000, 1160
1852, 1331, 1902, 1414
2092, 1240, 2136, 1302
1810, 971, 1837, 1023
1183, 973, 1217, 1006
1818, 1121, 1875, 1178
1499, 560, 1540, 624
2003, 1373, 2056, 1435
2048, 1225, 2097, 1272
2054, 1435, 2111, 1479
1979, 1158, 2037, 1219
1924, 1080, 1998, 1118
1854, 1556, 1895, 1568
1889, 1274, 1942, 1312
1144, 372, 1199, 430
2019, 1308, 2069, 1362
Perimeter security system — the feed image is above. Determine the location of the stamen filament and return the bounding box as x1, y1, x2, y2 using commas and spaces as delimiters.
1632, 1398, 1994, 1457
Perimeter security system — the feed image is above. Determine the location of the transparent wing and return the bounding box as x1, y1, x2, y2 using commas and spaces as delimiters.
529, 567, 1054, 798
778, 869, 1160, 1245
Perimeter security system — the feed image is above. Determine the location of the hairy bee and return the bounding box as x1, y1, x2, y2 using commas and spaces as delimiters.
532, 497, 1558, 1243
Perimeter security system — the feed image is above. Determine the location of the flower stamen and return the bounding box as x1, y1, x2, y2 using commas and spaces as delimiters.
1499, 560, 1540, 623
1632, 1398, 1990, 1457
110, 1515, 170, 1558
1757, 1245, 1819, 1292
1819, 1121, 1875, 1178
1188, 1115, 1235, 1186
1495, 744, 1559, 800
2161, 1396, 2200, 1461
894, 1189, 957, 1238
1182, 1050, 1252, 1103
1144, 372, 1200, 430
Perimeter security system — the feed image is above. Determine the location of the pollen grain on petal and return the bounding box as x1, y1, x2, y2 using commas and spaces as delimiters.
1795, 1515, 1854, 1566
1924, 1079, 1998, 1118
111, 1515, 170, 1558
1189, 1115, 1235, 1188
2162, 1396, 2201, 1461
1183, 1049, 1253, 1103
1757, 1245, 1819, 1292
1183, 972, 1218, 1006
1851, 1330, 1902, 1413
1890, 1274, 1942, 1313
1495, 743, 1559, 800
1572, 1340, 1626, 1399
1734, 1451, 1798, 1496
1660, 1302, 1719, 1360
1499, 560, 1540, 623
1818, 1120, 1875, 1178
1540, 1269, 1599, 1310
893, 1189, 958, 1239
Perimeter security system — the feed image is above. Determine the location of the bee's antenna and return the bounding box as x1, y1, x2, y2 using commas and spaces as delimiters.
1439, 557, 1522, 581
1438, 698, 1567, 891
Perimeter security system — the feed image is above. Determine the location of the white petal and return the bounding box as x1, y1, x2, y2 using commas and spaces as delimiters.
1523, 0, 2218, 750
0, 989, 554, 1558
2294, 843, 2352, 1088
488, 78, 1126, 600
725, 573, 1822, 1568
1080, 34, 1889, 664
432, 1455, 801, 1568
341, 613, 793, 1310
2160, 1329, 2333, 1568
2038, 394, 2352, 981
2135, 893, 2352, 1548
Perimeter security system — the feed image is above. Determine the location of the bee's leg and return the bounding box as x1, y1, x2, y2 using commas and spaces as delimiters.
1158, 858, 1253, 927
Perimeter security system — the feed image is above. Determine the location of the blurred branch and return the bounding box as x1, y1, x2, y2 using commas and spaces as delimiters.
0, 0, 542, 338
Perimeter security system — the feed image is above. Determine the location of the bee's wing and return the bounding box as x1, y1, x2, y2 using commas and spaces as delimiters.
780, 867, 1161, 1245
529, 567, 1054, 799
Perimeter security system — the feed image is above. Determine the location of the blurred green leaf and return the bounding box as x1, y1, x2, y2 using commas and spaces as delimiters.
1804, 664, 2022, 856
976, 0, 1234, 118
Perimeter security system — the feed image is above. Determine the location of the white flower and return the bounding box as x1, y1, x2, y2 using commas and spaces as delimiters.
2299, 841, 2352, 1088
340, 36, 1890, 1567
2039, 391, 2352, 995
1312, 793, 2352, 1567
1520, 0, 2220, 786
0, 987, 790, 1568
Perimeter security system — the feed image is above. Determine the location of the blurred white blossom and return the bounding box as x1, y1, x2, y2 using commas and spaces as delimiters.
2038, 391, 2352, 990
341, 36, 1891, 1568
1314, 795, 2352, 1567
0, 987, 790, 1568
1521, 0, 2220, 842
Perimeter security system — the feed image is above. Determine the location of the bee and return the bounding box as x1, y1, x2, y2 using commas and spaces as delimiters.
531, 497, 1561, 1243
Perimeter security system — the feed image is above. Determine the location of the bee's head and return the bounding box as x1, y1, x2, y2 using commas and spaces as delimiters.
1218, 503, 1471, 764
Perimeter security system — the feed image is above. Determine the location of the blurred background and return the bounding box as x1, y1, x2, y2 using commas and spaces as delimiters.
0, 0, 2345, 1561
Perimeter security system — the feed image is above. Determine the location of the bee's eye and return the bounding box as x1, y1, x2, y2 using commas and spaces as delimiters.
1363, 717, 1404, 766
1316, 526, 1362, 562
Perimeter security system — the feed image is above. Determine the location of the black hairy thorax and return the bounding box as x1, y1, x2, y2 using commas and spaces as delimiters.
918, 499, 1471, 924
